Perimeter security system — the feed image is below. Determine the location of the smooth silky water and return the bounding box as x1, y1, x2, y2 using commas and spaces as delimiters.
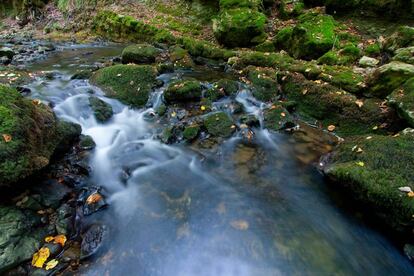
25, 44, 414, 275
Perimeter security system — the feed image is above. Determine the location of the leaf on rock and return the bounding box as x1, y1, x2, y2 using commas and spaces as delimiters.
327, 125, 336, 132
355, 100, 364, 108
86, 193, 103, 205
31, 247, 50, 268
45, 259, 59, 270
2, 134, 12, 143
408, 191, 414, 198
44, 236, 54, 243
54, 234, 67, 247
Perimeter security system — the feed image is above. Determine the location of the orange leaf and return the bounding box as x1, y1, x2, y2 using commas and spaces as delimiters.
408, 191, 414, 198
86, 193, 103, 205
2, 134, 12, 143
53, 234, 67, 247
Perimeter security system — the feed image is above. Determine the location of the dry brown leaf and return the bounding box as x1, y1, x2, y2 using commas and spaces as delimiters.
327, 125, 336, 132
2, 134, 12, 143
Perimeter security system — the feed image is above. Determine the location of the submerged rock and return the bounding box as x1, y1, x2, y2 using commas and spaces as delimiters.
203, 111, 235, 138
89, 96, 113, 123
71, 70, 92, 80
79, 135, 96, 150
0, 85, 81, 186
323, 129, 414, 233
121, 44, 161, 64
91, 64, 158, 107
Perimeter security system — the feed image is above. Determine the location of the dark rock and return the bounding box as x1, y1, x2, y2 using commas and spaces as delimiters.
80, 224, 108, 260
89, 96, 113, 123
79, 135, 96, 150
203, 112, 235, 138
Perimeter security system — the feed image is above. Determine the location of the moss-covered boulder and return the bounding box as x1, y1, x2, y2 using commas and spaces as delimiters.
122, 44, 161, 64
384, 26, 414, 53
169, 46, 195, 69
203, 111, 235, 137
317, 44, 361, 66
0, 85, 81, 186
213, 8, 267, 48
388, 77, 414, 127
323, 129, 414, 233
366, 61, 414, 98
219, 0, 262, 9
393, 47, 414, 65
183, 124, 200, 141
71, 70, 92, 80
280, 73, 390, 136
89, 96, 113, 123
91, 64, 158, 107
164, 80, 202, 103
264, 105, 295, 131
245, 66, 279, 101
275, 12, 336, 60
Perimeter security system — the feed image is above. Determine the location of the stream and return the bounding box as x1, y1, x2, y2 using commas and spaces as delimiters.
25, 44, 414, 275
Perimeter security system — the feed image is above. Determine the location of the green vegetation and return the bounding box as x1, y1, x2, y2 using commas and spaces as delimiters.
164, 80, 202, 103
203, 111, 235, 137
89, 96, 113, 123
122, 44, 161, 64
183, 124, 200, 140
388, 77, 414, 127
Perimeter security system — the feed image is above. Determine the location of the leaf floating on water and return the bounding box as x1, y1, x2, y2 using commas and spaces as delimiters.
45, 259, 59, 270
356, 161, 365, 167
230, 220, 249, 230
86, 193, 103, 205
31, 247, 50, 268
327, 125, 336, 132
2, 134, 12, 143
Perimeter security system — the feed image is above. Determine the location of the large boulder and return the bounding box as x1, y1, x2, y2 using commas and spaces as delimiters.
388, 77, 414, 127
274, 12, 336, 60
0, 85, 81, 186
91, 64, 158, 108
213, 8, 267, 48
323, 129, 414, 233
384, 26, 414, 53
366, 61, 414, 98
121, 44, 161, 64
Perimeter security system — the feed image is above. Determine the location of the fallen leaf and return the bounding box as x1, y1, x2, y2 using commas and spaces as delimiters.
355, 99, 364, 108
2, 134, 12, 143
117, 74, 122, 77
53, 234, 67, 247
356, 161, 365, 167
200, 106, 206, 111
86, 193, 103, 205
372, 126, 378, 130
408, 191, 414, 198
45, 259, 58, 270
44, 236, 54, 243
32, 247, 50, 268
171, 111, 177, 117
302, 89, 308, 95
32, 99, 42, 105
280, 112, 286, 117
327, 125, 336, 132
366, 136, 373, 140
399, 187, 413, 193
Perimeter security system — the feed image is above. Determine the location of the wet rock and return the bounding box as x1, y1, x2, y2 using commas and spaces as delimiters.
169, 46, 194, 69
323, 129, 414, 234
203, 112, 235, 138
80, 224, 108, 260
156, 104, 167, 116
404, 244, 414, 261
0, 47, 15, 59
0, 85, 81, 186
240, 114, 260, 127
16, 86, 31, 95
82, 191, 107, 216
79, 135, 96, 150
359, 56, 379, 68
89, 96, 113, 123
164, 80, 202, 103
91, 64, 158, 108
367, 61, 414, 98
0, 56, 11, 65
121, 44, 161, 64
55, 204, 75, 235
387, 77, 414, 127
264, 106, 295, 131
32, 180, 71, 209
71, 70, 92, 80
246, 66, 278, 101
183, 124, 200, 141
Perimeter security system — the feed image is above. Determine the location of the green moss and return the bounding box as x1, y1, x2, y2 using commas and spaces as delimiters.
234, 51, 294, 69
367, 61, 414, 98
79, 135, 96, 150
0, 85, 80, 186
213, 7, 267, 48
254, 40, 276, 52
263, 106, 294, 130
179, 36, 235, 60
365, 43, 381, 57
246, 66, 278, 101
388, 77, 414, 127
71, 70, 92, 80
216, 79, 239, 95
325, 130, 414, 233
384, 26, 414, 53
89, 96, 113, 123
393, 47, 414, 65
204, 111, 235, 137
219, 0, 262, 9
279, 0, 305, 18
121, 44, 161, 64
169, 46, 195, 69
275, 12, 337, 60
183, 124, 200, 141
91, 64, 157, 107
318, 65, 365, 94
164, 80, 202, 103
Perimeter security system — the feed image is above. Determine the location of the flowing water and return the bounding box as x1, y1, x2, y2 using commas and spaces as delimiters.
25, 44, 414, 275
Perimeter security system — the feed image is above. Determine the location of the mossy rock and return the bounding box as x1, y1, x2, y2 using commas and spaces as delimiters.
219, 0, 262, 9
183, 124, 200, 141
280, 73, 389, 136
232, 51, 294, 70
365, 43, 381, 57
324, 130, 414, 233
388, 77, 414, 127
393, 47, 414, 65
79, 135, 96, 150
89, 96, 113, 123
169, 46, 195, 69
216, 79, 239, 95
278, 0, 305, 18
384, 26, 414, 53
71, 70, 92, 80
122, 44, 161, 64
367, 61, 414, 98
246, 66, 278, 101
0, 85, 81, 186
91, 64, 157, 107
213, 8, 267, 48
263, 106, 295, 130
203, 111, 235, 137
317, 45, 361, 66
274, 12, 336, 60
164, 80, 202, 103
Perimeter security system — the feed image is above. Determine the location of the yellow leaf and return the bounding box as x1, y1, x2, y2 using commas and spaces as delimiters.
44, 236, 54, 243
372, 126, 379, 130
355, 100, 364, 108
86, 193, 103, 205
2, 134, 12, 143
171, 111, 177, 117
53, 234, 67, 247
280, 112, 286, 117
31, 247, 50, 268
408, 191, 414, 198
32, 99, 42, 105
356, 161, 365, 167
45, 259, 59, 270
200, 106, 206, 111
327, 125, 336, 132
